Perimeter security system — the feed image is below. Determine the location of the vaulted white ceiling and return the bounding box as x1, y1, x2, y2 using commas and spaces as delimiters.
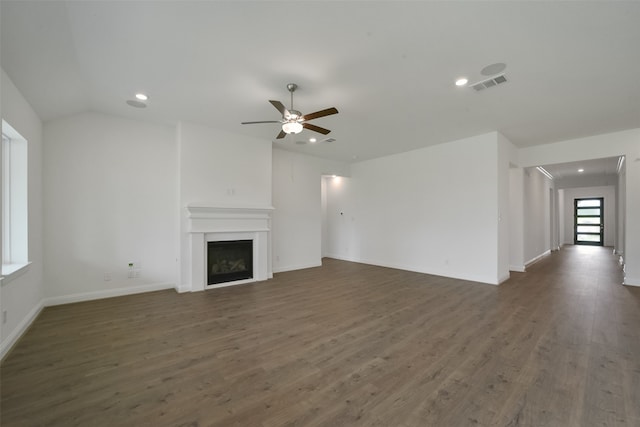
2, 1, 639, 162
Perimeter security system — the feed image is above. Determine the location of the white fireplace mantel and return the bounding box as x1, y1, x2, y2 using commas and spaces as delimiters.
185, 204, 274, 291
187, 204, 274, 233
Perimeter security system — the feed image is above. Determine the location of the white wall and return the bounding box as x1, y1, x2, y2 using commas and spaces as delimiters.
178, 122, 272, 207
508, 167, 525, 271
325, 132, 503, 285
560, 186, 616, 247
558, 189, 565, 249
497, 133, 512, 283
321, 177, 328, 257
617, 161, 626, 256
551, 187, 560, 251
43, 112, 178, 302
523, 167, 553, 265
519, 128, 640, 286
271, 148, 349, 273
1, 69, 45, 358
177, 121, 272, 291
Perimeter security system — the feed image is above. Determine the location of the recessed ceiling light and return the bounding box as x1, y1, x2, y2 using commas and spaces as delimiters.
135, 93, 148, 101
309, 138, 317, 143
578, 168, 584, 172
455, 78, 468, 87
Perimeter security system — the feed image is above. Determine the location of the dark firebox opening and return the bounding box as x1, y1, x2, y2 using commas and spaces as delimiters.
207, 240, 253, 285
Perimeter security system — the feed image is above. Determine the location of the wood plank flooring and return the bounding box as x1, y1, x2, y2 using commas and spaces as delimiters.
1, 245, 639, 426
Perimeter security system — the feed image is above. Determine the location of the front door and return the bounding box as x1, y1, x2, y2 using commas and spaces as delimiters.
574, 198, 604, 246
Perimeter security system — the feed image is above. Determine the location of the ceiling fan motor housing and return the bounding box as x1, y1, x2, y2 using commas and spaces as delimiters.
285, 109, 302, 120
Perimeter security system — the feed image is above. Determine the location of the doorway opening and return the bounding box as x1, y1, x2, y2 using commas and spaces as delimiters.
574, 197, 604, 246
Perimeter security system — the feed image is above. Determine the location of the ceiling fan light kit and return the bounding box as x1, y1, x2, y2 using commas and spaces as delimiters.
242, 83, 338, 139
282, 121, 303, 134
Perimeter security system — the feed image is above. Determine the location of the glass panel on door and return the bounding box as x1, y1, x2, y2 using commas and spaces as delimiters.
574, 198, 603, 246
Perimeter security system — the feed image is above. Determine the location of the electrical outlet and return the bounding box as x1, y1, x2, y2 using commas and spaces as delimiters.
104, 272, 112, 281
3, 310, 7, 324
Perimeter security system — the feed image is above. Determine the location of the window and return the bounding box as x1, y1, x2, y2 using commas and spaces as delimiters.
2, 120, 29, 277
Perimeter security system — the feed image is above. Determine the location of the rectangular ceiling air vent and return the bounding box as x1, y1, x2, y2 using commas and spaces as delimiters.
471, 74, 508, 91
494, 75, 507, 84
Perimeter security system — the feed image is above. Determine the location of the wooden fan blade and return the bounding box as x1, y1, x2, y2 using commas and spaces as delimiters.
302, 122, 331, 135
241, 121, 280, 124
276, 130, 287, 139
301, 107, 338, 121
269, 100, 287, 116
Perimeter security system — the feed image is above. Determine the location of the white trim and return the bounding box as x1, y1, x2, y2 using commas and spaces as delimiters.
536, 166, 554, 180
525, 250, 551, 268
175, 284, 192, 293
1, 283, 176, 360
43, 282, 175, 306
616, 156, 625, 174
623, 275, 639, 287
324, 255, 501, 286
185, 205, 273, 292
205, 277, 266, 290
186, 205, 274, 233
273, 261, 322, 274
509, 265, 526, 273
1, 261, 32, 284
0, 299, 44, 360
498, 272, 511, 284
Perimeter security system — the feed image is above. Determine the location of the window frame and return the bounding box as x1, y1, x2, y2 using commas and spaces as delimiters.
1, 121, 30, 281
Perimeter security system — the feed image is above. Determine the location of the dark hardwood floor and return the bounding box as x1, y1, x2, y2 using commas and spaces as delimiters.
1, 246, 639, 426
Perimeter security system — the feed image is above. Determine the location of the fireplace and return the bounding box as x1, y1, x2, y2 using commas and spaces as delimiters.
184, 205, 273, 292
208, 240, 253, 285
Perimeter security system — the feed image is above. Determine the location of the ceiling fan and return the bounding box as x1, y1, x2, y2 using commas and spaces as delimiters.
241, 83, 338, 140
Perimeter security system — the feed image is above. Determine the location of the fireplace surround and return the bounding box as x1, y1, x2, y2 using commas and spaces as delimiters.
185, 205, 274, 291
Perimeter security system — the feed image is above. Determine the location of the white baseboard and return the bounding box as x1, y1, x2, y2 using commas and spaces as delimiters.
175, 284, 192, 293
510, 249, 554, 272
323, 255, 501, 285
1, 300, 45, 360
273, 261, 322, 274
44, 282, 176, 307
623, 275, 639, 287
1, 282, 177, 360
525, 250, 551, 268
498, 272, 511, 284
